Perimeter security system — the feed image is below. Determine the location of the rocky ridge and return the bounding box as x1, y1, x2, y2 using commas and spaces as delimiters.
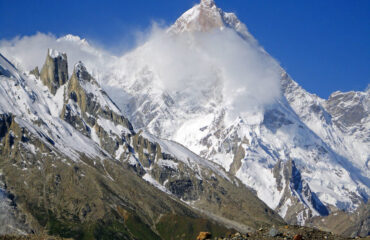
0, 50, 284, 239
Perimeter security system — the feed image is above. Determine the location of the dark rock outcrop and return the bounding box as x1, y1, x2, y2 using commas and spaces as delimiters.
29, 67, 40, 78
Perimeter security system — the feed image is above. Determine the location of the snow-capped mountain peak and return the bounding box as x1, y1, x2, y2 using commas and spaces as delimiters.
101, 0, 369, 228
169, 0, 253, 40
57, 34, 89, 46
200, 0, 216, 8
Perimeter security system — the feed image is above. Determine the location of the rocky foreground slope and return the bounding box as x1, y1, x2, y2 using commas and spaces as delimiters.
197, 225, 370, 240
1, 226, 370, 240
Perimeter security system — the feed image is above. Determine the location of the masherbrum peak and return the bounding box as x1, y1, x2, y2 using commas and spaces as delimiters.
201, 0, 216, 8
169, 0, 254, 40
103, 0, 369, 235
0, 0, 368, 237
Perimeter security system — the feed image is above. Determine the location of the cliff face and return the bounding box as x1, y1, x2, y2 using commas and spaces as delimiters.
40, 49, 68, 95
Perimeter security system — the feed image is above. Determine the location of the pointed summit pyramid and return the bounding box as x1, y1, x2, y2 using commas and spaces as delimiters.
169, 0, 254, 40
200, 0, 215, 7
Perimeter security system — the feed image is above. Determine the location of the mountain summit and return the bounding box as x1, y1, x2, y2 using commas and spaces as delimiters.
201, 0, 216, 8
102, 0, 369, 236
169, 0, 254, 40
0, 0, 368, 238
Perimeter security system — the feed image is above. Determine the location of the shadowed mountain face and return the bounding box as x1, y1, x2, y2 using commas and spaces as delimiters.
0, 50, 284, 239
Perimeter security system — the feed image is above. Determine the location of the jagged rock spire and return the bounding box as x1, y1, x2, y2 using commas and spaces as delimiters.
30, 66, 40, 78
72, 61, 92, 83
40, 49, 68, 95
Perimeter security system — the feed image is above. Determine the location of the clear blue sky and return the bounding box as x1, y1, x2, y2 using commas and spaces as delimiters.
0, 0, 369, 98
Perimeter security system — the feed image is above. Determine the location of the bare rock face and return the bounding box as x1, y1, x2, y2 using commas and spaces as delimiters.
29, 67, 40, 78
40, 49, 68, 95
61, 61, 134, 156
324, 90, 369, 141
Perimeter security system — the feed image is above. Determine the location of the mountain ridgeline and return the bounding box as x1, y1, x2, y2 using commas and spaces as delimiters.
0, 0, 368, 239
0, 49, 284, 239
101, 0, 369, 237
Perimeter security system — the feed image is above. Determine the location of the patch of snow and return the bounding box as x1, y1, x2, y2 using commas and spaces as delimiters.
48, 48, 65, 59
278, 198, 292, 218
157, 159, 179, 170
97, 117, 130, 136
90, 126, 100, 144
141, 131, 231, 181
114, 145, 125, 160
142, 173, 172, 194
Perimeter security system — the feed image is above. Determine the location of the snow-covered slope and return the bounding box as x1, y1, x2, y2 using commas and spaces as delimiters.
0, 53, 104, 161
0, 0, 368, 235
168, 0, 255, 42
100, 0, 369, 227
0, 50, 285, 235
283, 74, 369, 179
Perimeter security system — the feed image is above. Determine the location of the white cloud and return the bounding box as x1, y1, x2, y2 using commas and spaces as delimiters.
0, 33, 114, 78
123, 25, 282, 120
0, 25, 282, 121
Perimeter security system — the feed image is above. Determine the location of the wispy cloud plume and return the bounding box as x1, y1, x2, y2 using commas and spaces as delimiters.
0, 33, 114, 75
123, 25, 282, 119
0, 25, 282, 121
